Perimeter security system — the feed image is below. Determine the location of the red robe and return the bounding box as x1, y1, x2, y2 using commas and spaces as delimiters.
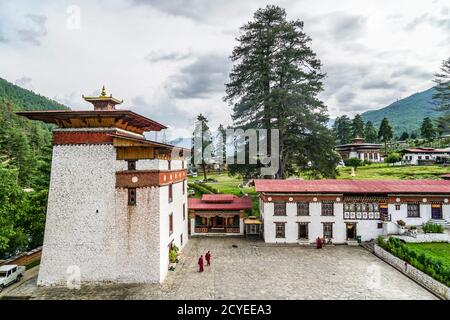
198, 256, 204, 272
205, 253, 211, 266
316, 237, 323, 249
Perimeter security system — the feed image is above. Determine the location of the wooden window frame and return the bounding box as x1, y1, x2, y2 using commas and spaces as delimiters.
297, 222, 309, 240
127, 160, 136, 171
407, 203, 420, 218
275, 222, 286, 238
182, 180, 185, 195
169, 213, 173, 235
395, 204, 401, 210
321, 201, 334, 216
297, 202, 309, 216
274, 202, 286, 216
168, 160, 171, 171
322, 222, 334, 239
168, 184, 173, 203
183, 203, 186, 220
128, 188, 137, 206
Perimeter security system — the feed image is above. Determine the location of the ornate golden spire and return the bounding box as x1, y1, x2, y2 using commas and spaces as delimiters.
82, 86, 123, 110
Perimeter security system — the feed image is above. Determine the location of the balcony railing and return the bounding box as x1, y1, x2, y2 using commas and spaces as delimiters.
194, 226, 240, 233
343, 211, 381, 220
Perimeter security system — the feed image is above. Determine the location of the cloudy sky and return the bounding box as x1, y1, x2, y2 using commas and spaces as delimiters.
0, 0, 449, 139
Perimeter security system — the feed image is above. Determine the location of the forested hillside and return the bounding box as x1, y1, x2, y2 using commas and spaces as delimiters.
361, 87, 442, 136
0, 77, 68, 258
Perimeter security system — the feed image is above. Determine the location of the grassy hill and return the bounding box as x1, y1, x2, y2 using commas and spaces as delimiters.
361, 87, 442, 137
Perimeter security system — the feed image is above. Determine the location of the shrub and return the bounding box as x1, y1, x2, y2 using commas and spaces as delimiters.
169, 249, 178, 263
188, 183, 214, 195
362, 160, 373, 166
344, 158, 362, 168
385, 152, 402, 165
422, 222, 444, 234
379, 237, 450, 286
197, 182, 220, 194
396, 220, 406, 227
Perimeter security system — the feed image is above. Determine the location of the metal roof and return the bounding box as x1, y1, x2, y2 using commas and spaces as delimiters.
188, 195, 253, 211
254, 179, 450, 194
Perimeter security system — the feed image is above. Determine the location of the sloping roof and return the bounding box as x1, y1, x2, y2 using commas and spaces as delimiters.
402, 148, 449, 154
254, 179, 450, 194
16, 110, 167, 131
201, 194, 235, 203
188, 195, 253, 211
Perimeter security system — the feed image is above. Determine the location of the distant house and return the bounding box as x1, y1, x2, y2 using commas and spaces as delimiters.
401, 147, 450, 165
335, 137, 383, 162
188, 194, 253, 235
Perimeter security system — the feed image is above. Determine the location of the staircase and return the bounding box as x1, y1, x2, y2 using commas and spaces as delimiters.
428, 219, 450, 228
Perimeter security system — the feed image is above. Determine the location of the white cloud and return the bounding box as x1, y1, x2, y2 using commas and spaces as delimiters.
0, 0, 448, 139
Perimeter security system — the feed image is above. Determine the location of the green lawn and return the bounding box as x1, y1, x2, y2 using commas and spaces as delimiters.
337, 164, 449, 180
404, 243, 450, 268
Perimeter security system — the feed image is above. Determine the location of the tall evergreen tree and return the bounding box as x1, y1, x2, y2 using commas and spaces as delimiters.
364, 121, 378, 143
225, 5, 338, 178
332, 115, 352, 145
192, 114, 213, 180
433, 57, 450, 135
420, 117, 435, 141
399, 131, 409, 141
351, 114, 365, 139
378, 117, 393, 155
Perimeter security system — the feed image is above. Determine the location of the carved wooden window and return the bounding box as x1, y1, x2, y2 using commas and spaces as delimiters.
321, 201, 334, 216
127, 160, 136, 171
168, 184, 173, 203
274, 202, 286, 216
275, 222, 285, 238
323, 222, 333, 239
169, 213, 173, 235
395, 204, 401, 210
128, 188, 136, 206
407, 203, 420, 217
298, 223, 309, 239
297, 202, 309, 216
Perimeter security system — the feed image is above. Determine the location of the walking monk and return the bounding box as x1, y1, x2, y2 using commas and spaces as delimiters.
198, 255, 204, 272
205, 251, 211, 266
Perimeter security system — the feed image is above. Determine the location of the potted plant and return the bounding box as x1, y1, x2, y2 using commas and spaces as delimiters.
396, 220, 406, 234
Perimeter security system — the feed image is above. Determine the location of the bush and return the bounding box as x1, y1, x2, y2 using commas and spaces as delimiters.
422, 222, 444, 234
362, 160, 373, 166
169, 249, 178, 263
344, 158, 362, 168
378, 237, 450, 286
385, 152, 402, 165
396, 220, 406, 227
188, 183, 214, 195
197, 182, 220, 194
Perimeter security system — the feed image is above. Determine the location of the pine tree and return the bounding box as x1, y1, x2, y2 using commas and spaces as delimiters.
420, 117, 435, 141
433, 57, 450, 135
364, 121, 378, 143
332, 116, 352, 144
225, 5, 339, 178
351, 114, 365, 139
399, 131, 409, 141
192, 114, 213, 180
378, 118, 393, 155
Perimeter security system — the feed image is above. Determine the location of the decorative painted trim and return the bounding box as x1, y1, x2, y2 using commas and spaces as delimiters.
53, 131, 114, 145
116, 169, 187, 188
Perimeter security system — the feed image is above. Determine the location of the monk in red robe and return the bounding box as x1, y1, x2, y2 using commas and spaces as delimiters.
198, 255, 204, 272
316, 237, 323, 249
205, 251, 211, 266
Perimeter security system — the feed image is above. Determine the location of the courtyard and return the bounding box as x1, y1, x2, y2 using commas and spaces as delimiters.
3, 237, 437, 300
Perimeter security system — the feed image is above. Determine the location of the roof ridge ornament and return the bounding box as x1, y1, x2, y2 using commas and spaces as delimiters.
82, 86, 123, 110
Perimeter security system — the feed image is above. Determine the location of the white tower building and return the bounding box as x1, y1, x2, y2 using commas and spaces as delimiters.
18, 88, 189, 285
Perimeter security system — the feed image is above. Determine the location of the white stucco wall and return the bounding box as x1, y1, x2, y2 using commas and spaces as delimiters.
38, 143, 188, 286
389, 203, 432, 225
262, 201, 383, 244
38, 144, 123, 285
159, 179, 188, 282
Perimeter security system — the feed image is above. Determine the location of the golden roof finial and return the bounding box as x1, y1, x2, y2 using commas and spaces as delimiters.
101, 85, 107, 97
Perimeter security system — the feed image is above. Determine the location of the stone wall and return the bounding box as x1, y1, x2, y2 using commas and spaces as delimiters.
393, 233, 449, 243
373, 244, 449, 300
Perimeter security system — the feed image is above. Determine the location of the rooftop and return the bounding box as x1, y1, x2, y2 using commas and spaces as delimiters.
254, 179, 450, 194
402, 148, 450, 154
188, 194, 253, 211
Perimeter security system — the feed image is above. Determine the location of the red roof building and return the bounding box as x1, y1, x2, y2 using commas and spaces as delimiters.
188, 194, 253, 235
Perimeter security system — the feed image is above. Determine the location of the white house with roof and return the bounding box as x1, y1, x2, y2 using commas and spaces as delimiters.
401, 147, 450, 165
255, 179, 450, 244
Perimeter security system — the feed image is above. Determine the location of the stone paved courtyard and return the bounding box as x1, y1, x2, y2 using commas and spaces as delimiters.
4, 237, 437, 300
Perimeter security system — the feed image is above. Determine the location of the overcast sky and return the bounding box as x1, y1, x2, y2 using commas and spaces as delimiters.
0, 0, 449, 139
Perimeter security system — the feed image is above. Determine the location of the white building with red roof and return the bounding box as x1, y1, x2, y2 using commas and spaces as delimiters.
188, 194, 253, 235
255, 179, 450, 244
401, 147, 450, 165
18, 88, 189, 285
